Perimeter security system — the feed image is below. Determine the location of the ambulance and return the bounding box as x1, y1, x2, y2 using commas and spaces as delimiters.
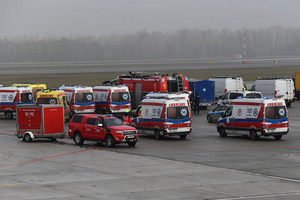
131, 93, 192, 140
12, 83, 47, 100
217, 98, 289, 140
93, 85, 131, 115
0, 86, 34, 119
59, 85, 95, 117
36, 89, 70, 121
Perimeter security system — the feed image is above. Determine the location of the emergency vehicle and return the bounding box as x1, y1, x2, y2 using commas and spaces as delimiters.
0, 86, 34, 119
16, 104, 65, 142
110, 71, 189, 109
93, 85, 131, 115
12, 83, 47, 100
131, 93, 192, 140
59, 85, 95, 117
36, 89, 70, 121
209, 75, 244, 100
250, 76, 295, 107
217, 98, 289, 140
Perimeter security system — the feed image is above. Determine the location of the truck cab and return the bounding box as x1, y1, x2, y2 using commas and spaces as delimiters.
68, 114, 138, 147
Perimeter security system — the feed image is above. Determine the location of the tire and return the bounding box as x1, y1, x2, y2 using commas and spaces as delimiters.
106, 135, 115, 147
74, 132, 84, 145
250, 130, 258, 141
23, 133, 32, 142
128, 142, 136, 147
154, 129, 161, 140
180, 135, 187, 140
286, 102, 291, 108
274, 135, 282, 140
218, 127, 227, 137
207, 115, 212, 123
5, 111, 13, 119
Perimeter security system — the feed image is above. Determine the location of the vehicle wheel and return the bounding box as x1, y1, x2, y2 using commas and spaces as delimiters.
274, 135, 282, 140
128, 142, 136, 147
5, 111, 13, 119
207, 115, 212, 123
250, 130, 258, 141
23, 133, 32, 142
180, 135, 187, 140
218, 127, 227, 137
74, 132, 84, 145
286, 102, 291, 108
106, 135, 115, 147
154, 129, 161, 140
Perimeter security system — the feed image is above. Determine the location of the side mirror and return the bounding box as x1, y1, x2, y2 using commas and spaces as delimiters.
221, 113, 226, 118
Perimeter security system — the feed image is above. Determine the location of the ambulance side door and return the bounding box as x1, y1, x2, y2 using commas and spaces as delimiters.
223, 106, 234, 133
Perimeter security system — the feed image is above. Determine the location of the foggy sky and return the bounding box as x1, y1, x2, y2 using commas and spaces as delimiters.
1, 0, 300, 38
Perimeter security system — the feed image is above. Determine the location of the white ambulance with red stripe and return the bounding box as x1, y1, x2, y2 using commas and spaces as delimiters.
59, 85, 95, 117
131, 93, 192, 140
93, 85, 131, 115
0, 86, 34, 119
217, 98, 289, 140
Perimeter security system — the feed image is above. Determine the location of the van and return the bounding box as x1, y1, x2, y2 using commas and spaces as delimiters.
36, 89, 70, 121
12, 83, 47, 100
59, 85, 95, 117
217, 91, 262, 106
217, 98, 289, 140
209, 75, 244, 100
250, 77, 295, 107
0, 86, 34, 119
93, 85, 131, 115
131, 94, 192, 140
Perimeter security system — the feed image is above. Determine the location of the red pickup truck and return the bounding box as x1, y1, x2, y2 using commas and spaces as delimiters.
68, 114, 138, 147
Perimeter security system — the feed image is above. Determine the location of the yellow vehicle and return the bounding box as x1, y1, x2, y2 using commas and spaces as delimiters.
36, 89, 70, 121
12, 83, 47, 100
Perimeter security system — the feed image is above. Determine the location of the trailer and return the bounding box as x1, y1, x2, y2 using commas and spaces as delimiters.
188, 79, 215, 110
16, 104, 65, 142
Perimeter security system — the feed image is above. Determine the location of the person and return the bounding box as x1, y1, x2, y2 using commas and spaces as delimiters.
194, 93, 200, 114
243, 84, 247, 91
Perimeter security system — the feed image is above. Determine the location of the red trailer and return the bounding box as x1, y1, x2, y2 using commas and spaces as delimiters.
16, 104, 65, 142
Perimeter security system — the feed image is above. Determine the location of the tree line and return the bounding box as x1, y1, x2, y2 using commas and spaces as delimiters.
0, 26, 300, 62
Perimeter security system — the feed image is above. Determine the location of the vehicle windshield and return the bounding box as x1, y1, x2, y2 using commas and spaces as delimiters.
75, 92, 94, 103
167, 106, 189, 119
37, 98, 58, 105
265, 106, 287, 119
103, 118, 124, 127
246, 93, 262, 98
21, 92, 33, 103
111, 92, 129, 102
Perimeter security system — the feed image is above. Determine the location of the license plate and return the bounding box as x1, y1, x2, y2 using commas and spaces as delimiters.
127, 135, 134, 138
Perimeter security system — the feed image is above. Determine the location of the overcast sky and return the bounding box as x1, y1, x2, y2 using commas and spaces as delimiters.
1, 0, 299, 38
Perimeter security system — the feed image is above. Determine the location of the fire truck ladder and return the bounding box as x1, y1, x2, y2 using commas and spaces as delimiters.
177, 76, 184, 92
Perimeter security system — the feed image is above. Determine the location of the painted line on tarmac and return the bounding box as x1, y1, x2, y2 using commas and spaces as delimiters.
0, 147, 102, 169
0, 130, 15, 135
0, 183, 19, 187
138, 145, 300, 149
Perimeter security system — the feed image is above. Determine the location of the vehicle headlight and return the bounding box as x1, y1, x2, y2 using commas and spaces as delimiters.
115, 131, 123, 134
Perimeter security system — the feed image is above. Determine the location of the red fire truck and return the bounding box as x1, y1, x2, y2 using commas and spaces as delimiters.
110, 71, 189, 108
16, 104, 65, 142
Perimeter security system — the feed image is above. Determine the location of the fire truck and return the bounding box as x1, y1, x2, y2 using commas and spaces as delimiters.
0, 86, 34, 119
110, 71, 189, 109
93, 84, 131, 115
12, 83, 47, 100
36, 89, 70, 121
59, 85, 95, 117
